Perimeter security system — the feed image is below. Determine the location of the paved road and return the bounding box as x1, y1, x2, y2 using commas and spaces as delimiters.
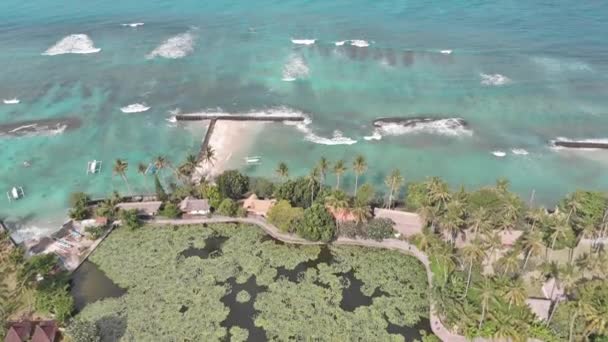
151, 216, 473, 341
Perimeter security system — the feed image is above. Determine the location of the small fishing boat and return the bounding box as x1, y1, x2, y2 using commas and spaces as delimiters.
87, 160, 102, 174
244, 156, 261, 164
6, 186, 25, 202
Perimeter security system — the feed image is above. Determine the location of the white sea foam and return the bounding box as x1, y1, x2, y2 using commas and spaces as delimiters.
532, 57, 592, 73
480, 73, 511, 86
440, 49, 453, 55
492, 151, 507, 157
511, 148, 529, 155
291, 39, 316, 45
282, 54, 309, 81
147, 31, 195, 59
43, 34, 101, 56
6, 123, 67, 137
350, 40, 370, 47
120, 103, 150, 113
366, 118, 472, 141
122, 22, 144, 28
3, 98, 20, 104
334, 40, 370, 47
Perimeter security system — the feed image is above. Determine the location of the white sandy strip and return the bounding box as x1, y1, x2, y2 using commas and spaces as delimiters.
192, 121, 266, 182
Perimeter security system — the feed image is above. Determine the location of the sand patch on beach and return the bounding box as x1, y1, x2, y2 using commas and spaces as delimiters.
192, 120, 266, 182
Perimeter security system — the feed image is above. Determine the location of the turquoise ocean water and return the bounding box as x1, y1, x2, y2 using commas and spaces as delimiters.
1, 0, 608, 240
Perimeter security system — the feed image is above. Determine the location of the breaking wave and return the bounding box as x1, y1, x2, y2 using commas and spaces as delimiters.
0, 117, 81, 138
282, 54, 309, 81
147, 31, 195, 59
43, 34, 101, 56
440, 50, 453, 55
511, 148, 529, 155
365, 117, 472, 140
492, 151, 507, 157
122, 22, 144, 28
532, 57, 592, 73
334, 40, 370, 47
121, 103, 150, 113
291, 39, 316, 45
480, 73, 511, 86
3, 98, 20, 104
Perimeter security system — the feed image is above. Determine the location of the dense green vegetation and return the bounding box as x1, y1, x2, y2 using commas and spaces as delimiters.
75, 224, 430, 341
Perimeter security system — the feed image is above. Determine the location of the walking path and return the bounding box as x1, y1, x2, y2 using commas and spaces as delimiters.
151, 216, 471, 341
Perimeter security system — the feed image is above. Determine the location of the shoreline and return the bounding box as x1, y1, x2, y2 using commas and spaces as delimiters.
192, 120, 267, 182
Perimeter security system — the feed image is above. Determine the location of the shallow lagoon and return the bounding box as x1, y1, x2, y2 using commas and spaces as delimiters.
73, 223, 431, 341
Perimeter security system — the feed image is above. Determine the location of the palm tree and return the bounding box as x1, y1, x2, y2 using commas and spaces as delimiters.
181, 154, 198, 176
351, 201, 371, 224
352, 155, 367, 196
333, 160, 347, 189
411, 227, 436, 253
137, 162, 150, 193
425, 177, 451, 208
440, 201, 465, 244
202, 145, 216, 166
527, 207, 548, 232
502, 278, 527, 309
564, 192, 583, 222
568, 299, 586, 342
317, 157, 330, 185
113, 159, 131, 194
307, 167, 321, 205
460, 238, 486, 296
548, 218, 571, 260
496, 251, 520, 276
476, 277, 496, 329
495, 178, 510, 192
468, 207, 491, 236
483, 231, 502, 266
276, 162, 289, 181
384, 169, 404, 209
418, 204, 440, 232
582, 300, 608, 338
520, 230, 545, 271
498, 198, 520, 232
324, 190, 349, 211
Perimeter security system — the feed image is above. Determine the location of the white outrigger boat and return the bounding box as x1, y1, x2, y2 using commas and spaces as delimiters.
86, 160, 102, 174
244, 156, 261, 164
7, 186, 25, 202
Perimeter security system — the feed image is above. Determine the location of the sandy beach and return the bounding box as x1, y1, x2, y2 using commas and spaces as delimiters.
192, 120, 267, 182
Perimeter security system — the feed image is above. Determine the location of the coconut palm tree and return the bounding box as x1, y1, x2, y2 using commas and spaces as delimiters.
202, 145, 216, 166
564, 192, 583, 222
384, 169, 404, 209
440, 201, 465, 244
496, 250, 520, 276
333, 160, 347, 190
483, 231, 502, 266
495, 178, 510, 192
475, 277, 496, 329
468, 207, 491, 236
499, 198, 521, 232
520, 230, 545, 271
411, 227, 436, 253
276, 162, 289, 181
460, 238, 486, 296
324, 190, 349, 211
307, 167, 321, 205
582, 300, 608, 338
430, 243, 456, 284
352, 155, 367, 196
317, 157, 330, 185
113, 159, 131, 194
527, 207, 548, 232
502, 278, 527, 309
181, 154, 198, 175
418, 204, 440, 233
548, 218, 571, 260
351, 201, 371, 224
425, 177, 451, 209
137, 162, 150, 193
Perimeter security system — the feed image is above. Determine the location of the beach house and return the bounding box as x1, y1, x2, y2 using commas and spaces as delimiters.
179, 197, 210, 216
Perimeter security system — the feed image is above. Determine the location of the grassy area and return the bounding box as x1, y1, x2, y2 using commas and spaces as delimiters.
77, 223, 430, 341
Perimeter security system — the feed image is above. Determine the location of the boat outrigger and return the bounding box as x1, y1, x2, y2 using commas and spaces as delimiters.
244, 156, 261, 164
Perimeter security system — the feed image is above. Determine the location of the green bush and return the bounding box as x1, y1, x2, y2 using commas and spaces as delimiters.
355, 183, 376, 206
217, 198, 238, 217
120, 209, 142, 230
160, 202, 182, 218
34, 272, 74, 323
249, 177, 275, 199
216, 170, 249, 199
366, 218, 396, 241
274, 177, 321, 208
405, 182, 428, 210
297, 204, 335, 242
68, 192, 91, 220
66, 319, 101, 342
18, 254, 58, 284
267, 200, 304, 233
85, 226, 106, 240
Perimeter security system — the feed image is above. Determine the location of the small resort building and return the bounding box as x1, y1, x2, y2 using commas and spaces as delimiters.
242, 194, 276, 217
4, 320, 58, 342
179, 197, 210, 216
525, 298, 552, 321
115, 201, 162, 217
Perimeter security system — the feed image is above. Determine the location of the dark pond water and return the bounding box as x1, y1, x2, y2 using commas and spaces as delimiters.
180, 235, 228, 259
387, 316, 433, 342
70, 260, 126, 312
220, 276, 267, 342
275, 245, 333, 282
339, 270, 387, 311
